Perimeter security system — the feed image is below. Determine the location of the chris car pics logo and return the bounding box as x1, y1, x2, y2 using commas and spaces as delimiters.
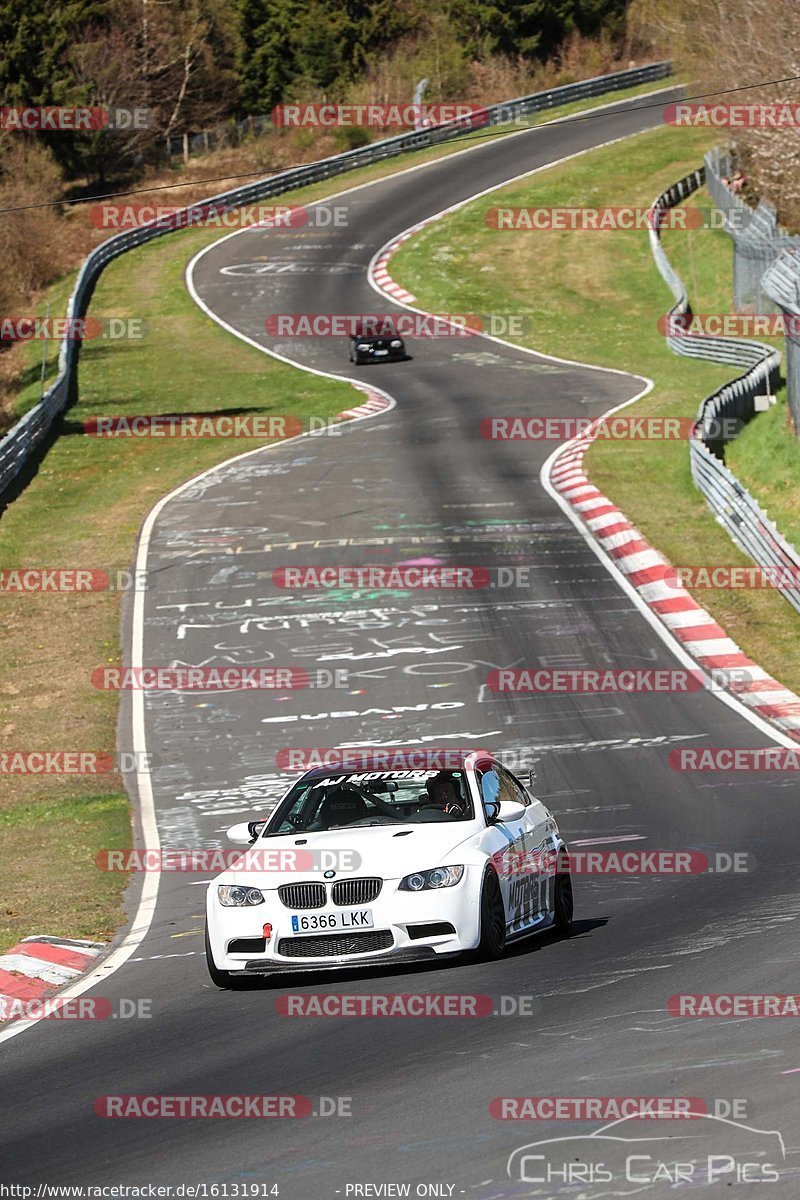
506, 1113, 785, 1187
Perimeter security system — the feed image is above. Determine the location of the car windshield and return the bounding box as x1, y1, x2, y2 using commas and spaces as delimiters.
352, 317, 397, 339
263, 769, 474, 834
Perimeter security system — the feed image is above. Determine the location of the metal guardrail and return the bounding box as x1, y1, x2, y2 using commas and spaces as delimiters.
649, 171, 800, 615
761, 249, 800, 434
0, 60, 672, 501
169, 65, 674, 161
705, 146, 800, 434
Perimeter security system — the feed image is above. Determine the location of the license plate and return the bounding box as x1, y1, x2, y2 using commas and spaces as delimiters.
374, 349, 389, 356
291, 909, 373, 934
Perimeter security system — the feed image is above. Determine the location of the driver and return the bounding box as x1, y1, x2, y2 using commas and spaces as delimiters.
424, 771, 466, 816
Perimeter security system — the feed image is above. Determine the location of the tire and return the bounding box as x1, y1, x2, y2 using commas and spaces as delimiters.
205, 923, 237, 989
553, 867, 574, 937
477, 870, 507, 960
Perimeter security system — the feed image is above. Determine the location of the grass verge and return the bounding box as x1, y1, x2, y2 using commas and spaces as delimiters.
389, 123, 800, 692
0, 221, 356, 954
726, 394, 800, 552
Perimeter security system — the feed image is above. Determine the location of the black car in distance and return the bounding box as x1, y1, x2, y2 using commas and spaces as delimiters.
348, 316, 407, 363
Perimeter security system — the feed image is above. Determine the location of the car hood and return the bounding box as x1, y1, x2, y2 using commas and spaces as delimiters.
221, 822, 479, 886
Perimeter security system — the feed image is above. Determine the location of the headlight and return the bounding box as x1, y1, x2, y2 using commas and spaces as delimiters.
357, 343, 370, 350
217, 884, 264, 906
399, 864, 464, 891
390, 339, 402, 348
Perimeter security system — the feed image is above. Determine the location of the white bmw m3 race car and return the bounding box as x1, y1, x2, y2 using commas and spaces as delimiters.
205, 751, 573, 986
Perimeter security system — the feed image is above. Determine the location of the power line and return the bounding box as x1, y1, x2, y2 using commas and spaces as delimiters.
1, 73, 799, 217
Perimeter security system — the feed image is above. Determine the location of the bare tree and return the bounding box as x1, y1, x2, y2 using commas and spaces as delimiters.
69, 0, 239, 182
628, 0, 800, 227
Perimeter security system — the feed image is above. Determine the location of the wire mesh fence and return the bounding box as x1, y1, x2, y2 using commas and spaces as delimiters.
649, 168, 800, 615
704, 146, 800, 313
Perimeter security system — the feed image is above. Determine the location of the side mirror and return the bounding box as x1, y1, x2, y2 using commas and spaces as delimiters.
498, 799, 527, 823
226, 821, 256, 846
528, 766, 537, 790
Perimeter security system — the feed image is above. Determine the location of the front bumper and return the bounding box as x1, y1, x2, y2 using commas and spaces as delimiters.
207, 874, 480, 974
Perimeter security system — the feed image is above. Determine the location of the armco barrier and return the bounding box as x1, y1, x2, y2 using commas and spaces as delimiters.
648, 170, 800, 615
761, 249, 800, 435
0, 62, 672, 501
704, 147, 800, 435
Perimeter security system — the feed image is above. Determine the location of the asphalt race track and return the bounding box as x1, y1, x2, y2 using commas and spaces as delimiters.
4, 89, 800, 1196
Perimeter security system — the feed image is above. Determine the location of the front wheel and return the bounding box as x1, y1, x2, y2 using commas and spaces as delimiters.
477, 870, 507, 959
553, 868, 574, 937
205, 924, 237, 989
